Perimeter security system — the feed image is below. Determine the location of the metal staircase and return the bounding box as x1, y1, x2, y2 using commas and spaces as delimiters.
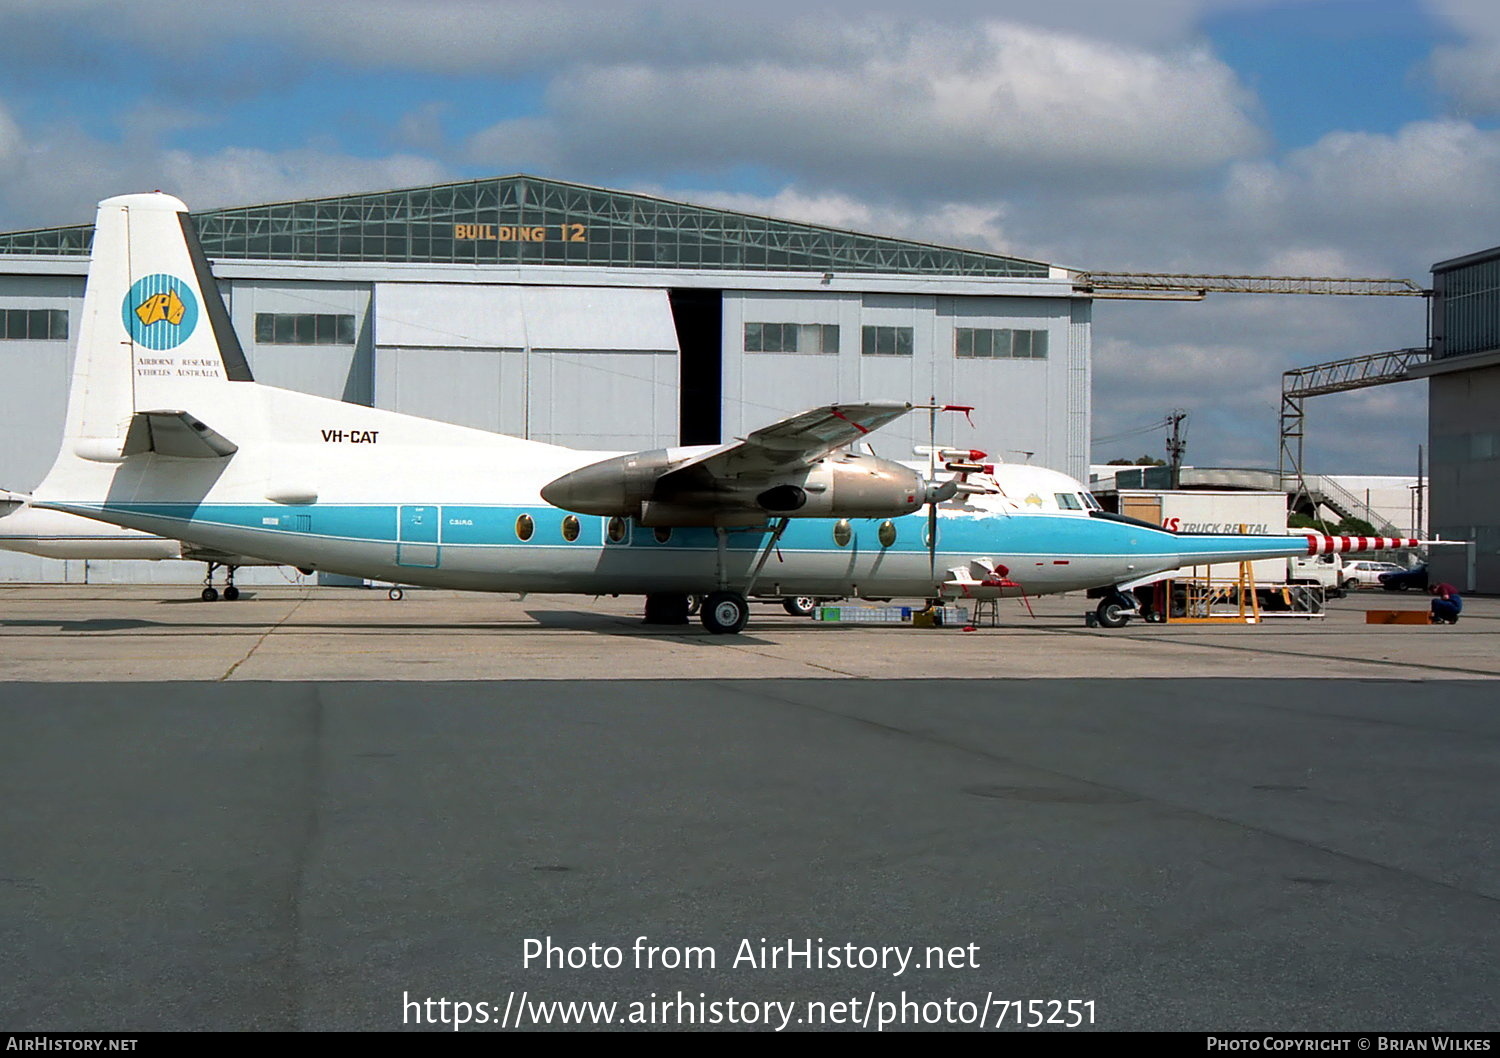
1309, 475, 1403, 536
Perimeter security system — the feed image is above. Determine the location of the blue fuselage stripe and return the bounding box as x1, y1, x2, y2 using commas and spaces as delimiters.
67, 502, 1305, 563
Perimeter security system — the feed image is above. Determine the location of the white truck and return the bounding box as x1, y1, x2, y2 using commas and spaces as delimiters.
1113, 488, 1344, 602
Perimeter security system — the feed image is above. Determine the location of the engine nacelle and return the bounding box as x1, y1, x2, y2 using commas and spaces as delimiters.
539, 449, 675, 517
782, 453, 926, 519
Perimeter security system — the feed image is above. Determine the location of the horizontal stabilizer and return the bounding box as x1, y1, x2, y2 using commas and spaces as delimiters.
121, 410, 238, 459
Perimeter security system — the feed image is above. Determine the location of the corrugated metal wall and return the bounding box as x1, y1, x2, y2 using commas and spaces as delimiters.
374, 284, 679, 448
720, 290, 1082, 475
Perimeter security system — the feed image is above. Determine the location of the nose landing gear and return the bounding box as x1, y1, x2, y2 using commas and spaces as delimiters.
1094, 590, 1140, 629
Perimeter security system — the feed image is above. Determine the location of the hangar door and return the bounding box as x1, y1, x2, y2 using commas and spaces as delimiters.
374, 284, 680, 450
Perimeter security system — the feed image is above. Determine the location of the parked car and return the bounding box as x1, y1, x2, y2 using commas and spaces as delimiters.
1378, 564, 1430, 592
1341, 560, 1404, 590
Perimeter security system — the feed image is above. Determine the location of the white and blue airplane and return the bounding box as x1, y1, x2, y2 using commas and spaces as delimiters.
24, 192, 1421, 633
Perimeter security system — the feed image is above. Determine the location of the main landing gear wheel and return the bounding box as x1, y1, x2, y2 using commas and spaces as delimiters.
1095, 595, 1132, 629
223, 585, 240, 602
201, 586, 219, 603
782, 596, 817, 617
701, 591, 750, 635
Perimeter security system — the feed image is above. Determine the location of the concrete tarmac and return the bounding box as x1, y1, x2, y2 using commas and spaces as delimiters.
2, 587, 1498, 1031
1, 585, 1497, 681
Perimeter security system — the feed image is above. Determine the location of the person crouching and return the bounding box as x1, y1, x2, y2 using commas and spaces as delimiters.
1429, 582, 1463, 624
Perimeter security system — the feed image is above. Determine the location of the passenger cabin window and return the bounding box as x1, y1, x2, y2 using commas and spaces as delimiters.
254, 313, 356, 345
561, 515, 581, 542
744, 322, 838, 354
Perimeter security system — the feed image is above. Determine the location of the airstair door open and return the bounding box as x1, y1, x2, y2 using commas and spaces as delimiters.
398, 505, 440, 567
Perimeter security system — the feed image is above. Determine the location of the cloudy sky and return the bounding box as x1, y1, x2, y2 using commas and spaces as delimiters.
0, 0, 1493, 473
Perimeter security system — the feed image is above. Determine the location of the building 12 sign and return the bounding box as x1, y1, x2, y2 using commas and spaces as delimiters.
453, 223, 588, 243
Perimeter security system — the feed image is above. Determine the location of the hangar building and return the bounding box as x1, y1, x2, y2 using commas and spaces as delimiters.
0, 174, 1088, 584
1418, 245, 1500, 592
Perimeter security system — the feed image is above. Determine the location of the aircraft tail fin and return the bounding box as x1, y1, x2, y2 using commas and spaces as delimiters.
64, 192, 251, 463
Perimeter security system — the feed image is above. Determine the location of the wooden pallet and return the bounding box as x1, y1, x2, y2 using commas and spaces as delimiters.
1365, 610, 1431, 625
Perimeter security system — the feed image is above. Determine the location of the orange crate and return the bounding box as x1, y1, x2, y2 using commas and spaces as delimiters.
1365, 610, 1431, 625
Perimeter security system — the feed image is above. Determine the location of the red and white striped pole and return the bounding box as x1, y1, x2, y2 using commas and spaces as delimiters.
1301, 535, 1421, 556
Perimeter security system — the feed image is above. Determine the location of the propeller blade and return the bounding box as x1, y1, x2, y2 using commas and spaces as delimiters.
928, 494, 939, 583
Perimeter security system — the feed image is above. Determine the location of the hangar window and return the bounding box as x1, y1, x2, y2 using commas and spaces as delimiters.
561, 515, 581, 542
744, 322, 839, 353
254, 313, 356, 345
0, 308, 68, 340
955, 328, 1048, 360
861, 326, 913, 357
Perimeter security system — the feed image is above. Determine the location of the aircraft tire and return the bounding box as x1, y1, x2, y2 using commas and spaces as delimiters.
388, 587, 404, 601
1095, 597, 1131, 629
702, 591, 750, 635
201, 587, 219, 602
223, 585, 240, 602
782, 596, 818, 617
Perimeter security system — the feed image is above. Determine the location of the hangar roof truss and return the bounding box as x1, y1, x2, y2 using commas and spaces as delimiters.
0, 175, 1049, 278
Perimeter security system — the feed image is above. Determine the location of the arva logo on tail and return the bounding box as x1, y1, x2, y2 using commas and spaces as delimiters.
121, 274, 198, 350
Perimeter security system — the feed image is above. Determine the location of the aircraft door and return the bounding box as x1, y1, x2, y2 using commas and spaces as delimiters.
398, 505, 441, 567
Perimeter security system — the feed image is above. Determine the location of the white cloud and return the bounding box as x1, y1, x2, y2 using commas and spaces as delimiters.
0, 103, 22, 178
668, 186, 1020, 259
468, 20, 1265, 196
1220, 120, 1500, 271
0, 110, 449, 228
153, 148, 449, 211
13, 1, 1296, 76
1424, 0, 1500, 114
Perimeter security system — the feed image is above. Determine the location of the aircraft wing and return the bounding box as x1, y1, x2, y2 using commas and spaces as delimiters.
540, 401, 923, 525
663, 402, 913, 481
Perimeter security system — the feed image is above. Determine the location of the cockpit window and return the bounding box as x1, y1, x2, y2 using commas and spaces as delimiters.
1081, 492, 1102, 510
1055, 493, 1083, 510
